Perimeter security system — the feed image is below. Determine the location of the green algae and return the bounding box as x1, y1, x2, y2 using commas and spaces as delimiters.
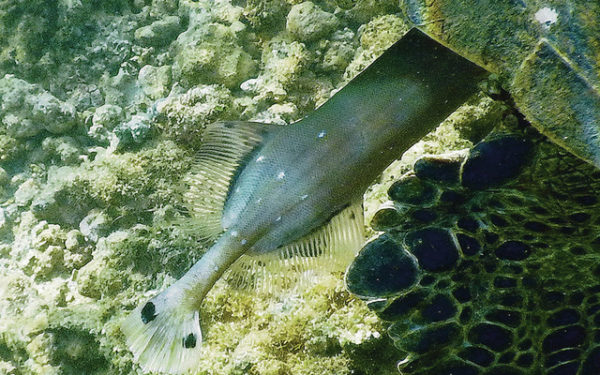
0, 1, 502, 374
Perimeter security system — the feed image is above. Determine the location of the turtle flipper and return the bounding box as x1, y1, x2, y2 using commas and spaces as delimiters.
347, 116, 600, 374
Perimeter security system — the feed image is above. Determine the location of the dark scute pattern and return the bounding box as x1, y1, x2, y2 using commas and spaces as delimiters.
452, 286, 471, 303
345, 235, 418, 297
548, 362, 579, 375
568, 292, 584, 306
457, 217, 480, 232
411, 208, 438, 223
371, 207, 403, 230
493, 276, 517, 288
349, 126, 600, 374
545, 349, 580, 367
402, 323, 460, 354
459, 346, 495, 367
542, 326, 586, 353
461, 136, 532, 190
541, 291, 566, 309
575, 195, 598, 206
490, 214, 509, 227
523, 221, 550, 232
569, 212, 591, 222
457, 234, 481, 256
546, 309, 580, 327
405, 228, 459, 272
469, 323, 513, 352
495, 241, 530, 260
378, 291, 426, 321
498, 351, 515, 364
484, 366, 524, 375
388, 176, 438, 206
421, 294, 457, 322
498, 293, 522, 308
440, 190, 466, 204
516, 352, 534, 367
582, 346, 600, 374
485, 309, 521, 328
414, 156, 462, 185
432, 362, 479, 375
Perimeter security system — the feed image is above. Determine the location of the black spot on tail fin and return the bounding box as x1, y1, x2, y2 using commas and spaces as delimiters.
141, 302, 157, 324
183, 333, 196, 348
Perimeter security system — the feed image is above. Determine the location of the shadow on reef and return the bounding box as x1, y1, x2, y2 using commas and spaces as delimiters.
347, 112, 600, 375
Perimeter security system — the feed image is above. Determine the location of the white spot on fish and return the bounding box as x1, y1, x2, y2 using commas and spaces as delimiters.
535, 7, 558, 29
235, 187, 240, 193
301, 194, 309, 200
277, 171, 285, 180
317, 131, 326, 138
256, 155, 265, 162
256, 197, 262, 204
241, 239, 247, 245
231, 230, 239, 238
275, 216, 282, 222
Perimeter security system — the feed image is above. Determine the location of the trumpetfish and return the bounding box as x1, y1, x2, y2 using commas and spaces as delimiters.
120, 28, 488, 373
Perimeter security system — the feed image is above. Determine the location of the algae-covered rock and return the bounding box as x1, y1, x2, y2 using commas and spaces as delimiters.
156, 84, 236, 145
0, 75, 77, 138
0, 133, 22, 163
134, 16, 182, 47
89, 104, 125, 144
0, 167, 8, 186
138, 65, 172, 100
14, 179, 41, 207
41, 137, 82, 165
172, 8, 257, 90
286, 2, 339, 42
113, 114, 154, 149
243, 0, 290, 30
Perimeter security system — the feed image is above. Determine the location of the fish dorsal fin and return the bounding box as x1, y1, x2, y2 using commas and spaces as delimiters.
225, 201, 366, 292
179, 121, 281, 241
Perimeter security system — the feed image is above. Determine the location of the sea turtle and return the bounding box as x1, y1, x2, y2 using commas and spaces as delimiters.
345, 1, 600, 374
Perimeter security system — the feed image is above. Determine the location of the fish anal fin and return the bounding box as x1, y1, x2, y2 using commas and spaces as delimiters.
225, 202, 366, 292
178, 121, 281, 241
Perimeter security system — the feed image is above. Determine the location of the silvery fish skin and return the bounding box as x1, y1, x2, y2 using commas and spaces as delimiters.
120, 28, 489, 374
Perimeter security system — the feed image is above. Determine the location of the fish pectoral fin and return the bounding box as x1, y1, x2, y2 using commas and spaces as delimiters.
177, 121, 283, 241
225, 202, 366, 292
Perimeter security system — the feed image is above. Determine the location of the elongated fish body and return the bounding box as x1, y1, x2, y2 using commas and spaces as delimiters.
121, 28, 488, 374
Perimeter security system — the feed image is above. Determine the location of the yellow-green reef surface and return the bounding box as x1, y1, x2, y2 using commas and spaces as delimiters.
0, 0, 581, 374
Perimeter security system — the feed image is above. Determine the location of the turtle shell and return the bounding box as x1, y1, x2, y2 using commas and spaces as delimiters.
400, 0, 600, 168
346, 113, 600, 374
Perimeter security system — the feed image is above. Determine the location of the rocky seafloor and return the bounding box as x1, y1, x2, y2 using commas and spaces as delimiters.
0, 0, 557, 374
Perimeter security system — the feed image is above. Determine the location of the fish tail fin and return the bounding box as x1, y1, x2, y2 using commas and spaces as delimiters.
121, 285, 203, 374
